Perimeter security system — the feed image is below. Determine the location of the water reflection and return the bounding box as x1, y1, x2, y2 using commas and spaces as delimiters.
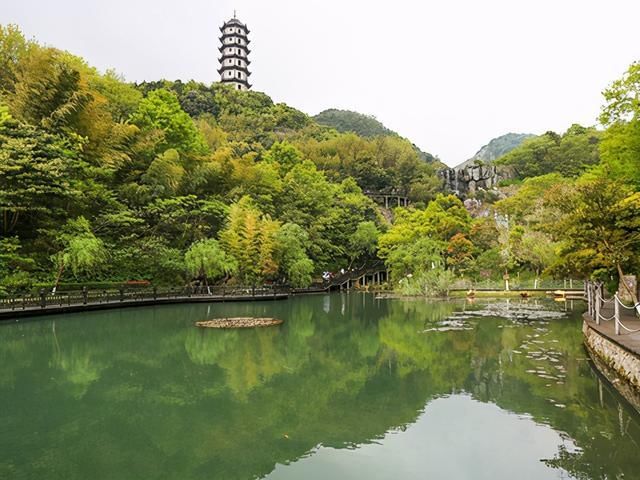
266, 395, 580, 480
0, 295, 638, 480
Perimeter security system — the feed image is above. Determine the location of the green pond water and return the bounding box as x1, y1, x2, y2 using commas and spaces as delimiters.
1, 294, 639, 479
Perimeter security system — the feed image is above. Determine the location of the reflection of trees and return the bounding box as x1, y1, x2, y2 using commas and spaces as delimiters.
223, 329, 288, 400
50, 345, 105, 398
1, 296, 640, 480
185, 329, 237, 365
283, 301, 315, 369
0, 323, 45, 389
459, 316, 640, 479
182, 300, 318, 401
378, 300, 465, 382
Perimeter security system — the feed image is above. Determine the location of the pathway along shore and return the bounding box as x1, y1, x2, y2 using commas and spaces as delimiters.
583, 282, 640, 412
0, 266, 388, 323
0, 289, 288, 322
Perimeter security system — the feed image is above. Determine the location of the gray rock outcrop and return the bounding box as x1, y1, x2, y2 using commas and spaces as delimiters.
439, 165, 514, 197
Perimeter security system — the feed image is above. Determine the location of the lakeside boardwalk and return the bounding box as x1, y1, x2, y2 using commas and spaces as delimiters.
584, 303, 640, 356
0, 292, 288, 322
0, 266, 387, 323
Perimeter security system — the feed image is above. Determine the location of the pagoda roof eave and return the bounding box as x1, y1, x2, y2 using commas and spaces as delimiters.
219, 33, 250, 43
218, 55, 251, 65
218, 66, 252, 76
221, 78, 252, 89
219, 45, 251, 54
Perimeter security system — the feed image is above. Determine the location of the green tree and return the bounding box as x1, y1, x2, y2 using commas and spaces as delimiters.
130, 89, 207, 155
314, 109, 395, 137
599, 60, 640, 125
599, 61, 640, 188
143, 196, 228, 249
0, 104, 10, 126
228, 156, 283, 215
347, 221, 379, 268
495, 174, 568, 225
91, 69, 143, 123
277, 161, 334, 228
0, 24, 35, 91
273, 223, 314, 287
0, 27, 456, 287
107, 237, 185, 285
52, 217, 108, 291
185, 239, 237, 288
0, 117, 85, 235
7, 46, 92, 131
263, 141, 304, 173
0, 236, 35, 293
142, 149, 185, 197
496, 126, 600, 179
549, 178, 640, 301
220, 197, 281, 285
378, 194, 470, 262
518, 230, 558, 278
446, 233, 474, 274
384, 237, 444, 282
599, 121, 640, 188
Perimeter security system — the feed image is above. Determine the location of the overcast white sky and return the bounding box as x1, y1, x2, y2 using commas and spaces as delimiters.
3, 0, 639, 166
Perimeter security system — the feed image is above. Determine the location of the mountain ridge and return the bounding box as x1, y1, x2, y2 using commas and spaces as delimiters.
314, 108, 438, 163
455, 132, 535, 170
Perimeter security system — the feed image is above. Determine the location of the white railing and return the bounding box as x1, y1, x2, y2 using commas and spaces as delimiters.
586, 281, 640, 335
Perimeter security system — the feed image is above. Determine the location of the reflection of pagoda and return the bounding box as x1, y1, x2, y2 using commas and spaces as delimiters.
218, 12, 252, 90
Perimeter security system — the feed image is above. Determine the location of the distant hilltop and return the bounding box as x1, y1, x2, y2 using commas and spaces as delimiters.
314, 108, 438, 164
314, 108, 393, 137
455, 133, 534, 170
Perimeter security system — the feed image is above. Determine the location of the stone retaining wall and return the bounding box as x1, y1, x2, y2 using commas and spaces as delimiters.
583, 321, 640, 390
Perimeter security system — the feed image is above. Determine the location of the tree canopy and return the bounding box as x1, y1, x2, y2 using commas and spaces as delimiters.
0, 24, 638, 294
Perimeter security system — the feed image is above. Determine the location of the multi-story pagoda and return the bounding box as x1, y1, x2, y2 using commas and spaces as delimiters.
218, 14, 251, 90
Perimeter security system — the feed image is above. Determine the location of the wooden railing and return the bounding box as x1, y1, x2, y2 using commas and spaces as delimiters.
0, 285, 288, 312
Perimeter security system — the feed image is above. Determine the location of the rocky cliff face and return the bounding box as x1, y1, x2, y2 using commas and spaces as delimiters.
439, 165, 514, 197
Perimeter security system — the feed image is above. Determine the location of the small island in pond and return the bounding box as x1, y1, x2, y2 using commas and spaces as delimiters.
195, 318, 284, 329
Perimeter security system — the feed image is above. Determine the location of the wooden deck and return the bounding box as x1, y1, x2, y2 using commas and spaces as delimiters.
0, 293, 288, 323
584, 303, 640, 356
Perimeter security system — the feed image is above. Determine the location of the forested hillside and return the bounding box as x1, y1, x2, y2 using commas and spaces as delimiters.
0, 24, 638, 297
495, 125, 601, 178
314, 109, 393, 137
0, 25, 442, 292
374, 66, 640, 295
314, 108, 438, 164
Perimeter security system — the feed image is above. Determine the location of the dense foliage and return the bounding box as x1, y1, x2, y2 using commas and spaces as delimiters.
0, 24, 638, 297
314, 108, 394, 138
495, 125, 602, 178
376, 62, 639, 294
0, 25, 445, 292
314, 108, 438, 164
